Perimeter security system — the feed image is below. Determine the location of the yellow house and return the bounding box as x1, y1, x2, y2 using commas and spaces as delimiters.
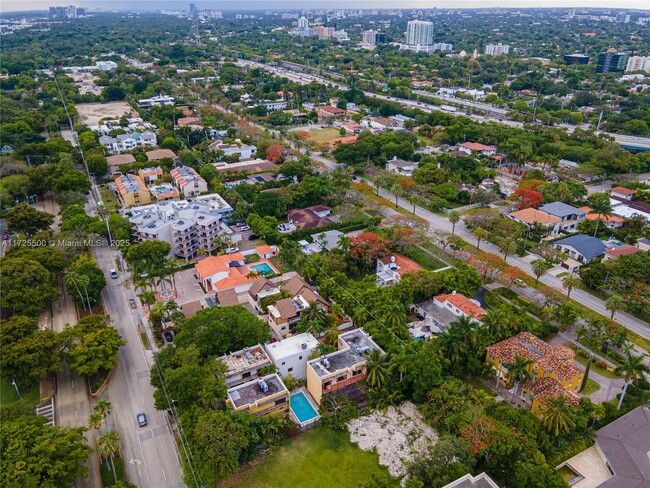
226, 373, 289, 418
523, 376, 581, 414
486, 332, 583, 412
115, 174, 150, 208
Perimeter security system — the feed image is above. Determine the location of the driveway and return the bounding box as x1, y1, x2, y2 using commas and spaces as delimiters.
172, 268, 211, 306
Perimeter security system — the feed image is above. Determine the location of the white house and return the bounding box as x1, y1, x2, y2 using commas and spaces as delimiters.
264, 100, 288, 111
386, 157, 419, 177
98, 131, 157, 154
376, 254, 424, 286
458, 142, 497, 156
264, 332, 319, 379
137, 94, 175, 108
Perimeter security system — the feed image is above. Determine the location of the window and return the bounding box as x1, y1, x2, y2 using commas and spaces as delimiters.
282, 362, 286, 366
288, 367, 293, 372
275, 398, 286, 406
242, 371, 251, 378
337, 375, 346, 382
533, 366, 538, 373
323, 381, 331, 389
299, 356, 303, 360
489, 353, 494, 360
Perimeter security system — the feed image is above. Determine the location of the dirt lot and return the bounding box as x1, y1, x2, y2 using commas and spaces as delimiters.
75, 101, 136, 126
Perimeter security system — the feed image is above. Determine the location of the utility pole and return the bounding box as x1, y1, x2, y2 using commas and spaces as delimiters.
11, 379, 21, 400
596, 110, 604, 131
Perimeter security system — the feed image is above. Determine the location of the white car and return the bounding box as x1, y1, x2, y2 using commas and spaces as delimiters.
109, 269, 118, 279
225, 247, 240, 254
238, 225, 251, 231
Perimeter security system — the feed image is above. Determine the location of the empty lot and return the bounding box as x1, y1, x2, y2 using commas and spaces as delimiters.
75, 101, 136, 126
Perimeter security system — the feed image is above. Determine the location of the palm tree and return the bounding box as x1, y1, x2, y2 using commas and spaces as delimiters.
139, 290, 156, 310
473, 227, 488, 250
615, 351, 650, 410
499, 237, 517, 261
531, 258, 552, 284
97, 431, 121, 482
165, 257, 181, 291
562, 273, 580, 299
541, 397, 576, 435
605, 294, 626, 320
440, 316, 477, 367
379, 301, 406, 328
390, 184, 404, 209
503, 354, 534, 404
389, 347, 410, 383
589, 198, 612, 237
448, 211, 460, 236
94, 399, 113, 420
408, 195, 418, 214
88, 411, 104, 430
297, 302, 328, 336
365, 349, 390, 389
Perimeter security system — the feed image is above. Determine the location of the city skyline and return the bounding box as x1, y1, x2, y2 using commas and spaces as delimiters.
3, 1, 649, 13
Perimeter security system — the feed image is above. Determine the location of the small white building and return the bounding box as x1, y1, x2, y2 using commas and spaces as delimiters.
264, 332, 320, 379
137, 94, 175, 108
386, 156, 419, 177
264, 100, 288, 111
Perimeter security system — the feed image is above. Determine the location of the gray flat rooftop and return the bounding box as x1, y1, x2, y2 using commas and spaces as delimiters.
220, 345, 271, 375
227, 374, 287, 408
309, 329, 383, 378
417, 300, 459, 329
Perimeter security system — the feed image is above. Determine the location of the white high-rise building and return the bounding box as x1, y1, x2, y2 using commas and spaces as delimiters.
405, 20, 434, 48
484, 43, 510, 56
362, 30, 377, 46
626, 56, 650, 73
298, 17, 309, 29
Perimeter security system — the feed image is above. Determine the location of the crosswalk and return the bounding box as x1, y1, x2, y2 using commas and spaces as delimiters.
36, 398, 56, 426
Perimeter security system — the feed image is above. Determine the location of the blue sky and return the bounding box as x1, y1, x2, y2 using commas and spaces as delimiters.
5, 1, 650, 12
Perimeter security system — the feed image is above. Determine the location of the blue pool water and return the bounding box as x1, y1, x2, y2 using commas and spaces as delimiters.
604, 240, 623, 247
291, 392, 319, 423
249, 262, 274, 275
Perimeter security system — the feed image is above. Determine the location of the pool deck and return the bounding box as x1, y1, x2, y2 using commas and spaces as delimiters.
559, 445, 612, 488
290, 387, 320, 429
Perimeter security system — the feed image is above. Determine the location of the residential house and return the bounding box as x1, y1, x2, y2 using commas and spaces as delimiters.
148, 183, 179, 202
508, 208, 561, 237
411, 291, 486, 336
137, 94, 175, 108
538, 202, 586, 233
264, 100, 288, 111
458, 142, 497, 156
486, 332, 583, 414
216, 289, 240, 308
342, 122, 362, 133
176, 117, 202, 128
226, 373, 289, 417
287, 205, 332, 230
219, 345, 273, 387
180, 300, 204, 319
386, 157, 419, 177
146, 149, 177, 162
214, 159, 278, 174
443, 473, 500, 488
610, 186, 636, 201
264, 332, 319, 379
579, 206, 624, 229
194, 246, 279, 294
316, 105, 346, 119
553, 234, 607, 264
638, 238, 650, 251
311, 230, 345, 252
99, 131, 157, 154
115, 174, 151, 208
247, 276, 281, 312
603, 244, 644, 261
138, 166, 163, 184
170, 166, 208, 197
107, 154, 136, 176
306, 329, 383, 405
209, 142, 257, 160
376, 254, 424, 286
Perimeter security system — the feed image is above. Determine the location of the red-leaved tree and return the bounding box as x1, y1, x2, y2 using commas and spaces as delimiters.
349, 232, 390, 270
265, 144, 287, 164
512, 189, 543, 210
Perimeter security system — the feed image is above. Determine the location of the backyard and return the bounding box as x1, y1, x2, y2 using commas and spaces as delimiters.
223, 428, 397, 488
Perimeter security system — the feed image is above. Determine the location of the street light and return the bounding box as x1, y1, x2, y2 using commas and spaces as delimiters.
11, 379, 22, 400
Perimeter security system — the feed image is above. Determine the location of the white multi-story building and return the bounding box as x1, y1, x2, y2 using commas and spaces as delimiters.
264, 333, 319, 379
170, 166, 208, 197
98, 131, 157, 154
333, 29, 349, 41
127, 194, 233, 260
433, 43, 453, 52
362, 30, 377, 46
626, 56, 650, 73
404, 20, 434, 51
137, 95, 175, 108
484, 44, 510, 56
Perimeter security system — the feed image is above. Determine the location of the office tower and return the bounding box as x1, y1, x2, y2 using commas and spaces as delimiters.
564, 54, 589, 65
189, 3, 198, 18
484, 43, 510, 56
597, 49, 629, 73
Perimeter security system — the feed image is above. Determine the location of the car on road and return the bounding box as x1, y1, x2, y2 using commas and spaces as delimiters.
109, 269, 118, 279
514, 279, 527, 288
137, 413, 147, 427
163, 331, 174, 343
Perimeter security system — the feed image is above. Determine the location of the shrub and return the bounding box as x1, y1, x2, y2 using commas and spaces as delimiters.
577, 349, 590, 359
595, 360, 608, 369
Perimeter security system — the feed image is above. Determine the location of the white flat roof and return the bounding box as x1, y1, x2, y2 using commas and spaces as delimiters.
265, 332, 319, 360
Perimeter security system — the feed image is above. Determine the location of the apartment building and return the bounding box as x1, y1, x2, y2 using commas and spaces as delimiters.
626, 55, 650, 73
264, 333, 319, 379
148, 183, 179, 202
486, 332, 582, 414
98, 131, 157, 154
107, 154, 136, 176
137, 166, 163, 184
219, 345, 273, 387
226, 373, 290, 417
458, 142, 497, 156
208, 142, 257, 160
306, 329, 383, 405
404, 20, 433, 51
137, 94, 175, 108
315, 106, 346, 119
484, 43, 510, 56
128, 194, 233, 260
170, 166, 208, 197
115, 174, 151, 208
413, 291, 486, 334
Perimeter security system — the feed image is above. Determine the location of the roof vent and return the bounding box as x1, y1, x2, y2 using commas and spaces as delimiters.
258, 378, 269, 392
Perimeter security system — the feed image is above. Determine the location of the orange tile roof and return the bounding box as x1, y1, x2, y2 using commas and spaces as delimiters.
611, 186, 636, 195
459, 142, 496, 152
510, 208, 560, 225
330, 136, 358, 146
434, 292, 486, 319
256, 245, 274, 255
380, 253, 424, 277
146, 149, 177, 161
196, 255, 280, 292
195, 253, 245, 279
579, 206, 624, 223
524, 376, 581, 407
605, 244, 643, 258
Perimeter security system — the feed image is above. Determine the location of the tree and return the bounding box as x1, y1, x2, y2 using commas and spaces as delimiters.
531, 258, 552, 284
588, 193, 612, 237
3, 202, 53, 236
389, 346, 410, 383
97, 431, 121, 483
616, 351, 650, 410
562, 273, 580, 299
540, 397, 576, 435
0, 414, 91, 488
0, 315, 61, 389
503, 354, 534, 404
472, 227, 488, 250
64, 315, 126, 377
499, 237, 517, 261
0, 257, 59, 317
448, 211, 460, 236
349, 232, 390, 270
125, 240, 172, 275
390, 183, 404, 209
512, 189, 543, 210
296, 302, 330, 337
365, 349, 390, 389
605, 294, 626, 320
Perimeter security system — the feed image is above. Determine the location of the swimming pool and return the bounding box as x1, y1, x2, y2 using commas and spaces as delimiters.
603, 240, 623, 247
249, 262, 275, 275
290, 391, 319, 424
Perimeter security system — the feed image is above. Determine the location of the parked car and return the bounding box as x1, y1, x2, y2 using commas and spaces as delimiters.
239, 225, 250, 231
163, 331, 174, 343
137, 413, 147, 427
235, 222, 246, 227
225, 247, 240, 254
109, 269, 118, 279
247, 234, 258, 241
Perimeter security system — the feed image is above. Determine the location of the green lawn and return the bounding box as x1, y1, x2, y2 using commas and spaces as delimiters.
223, 428, 398, 488
571, 351, 621, 380
269, 255, 295, 274
580, 378, 601, 395
99, 186, 119, 212
305, 128, 341, 143
0, 375, 40, 406
407, 246, 447, 271
464, 377, 497, 397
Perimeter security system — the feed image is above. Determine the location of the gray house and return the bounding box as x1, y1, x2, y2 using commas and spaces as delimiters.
553, 234, 607, 265
538, 202, 586, 233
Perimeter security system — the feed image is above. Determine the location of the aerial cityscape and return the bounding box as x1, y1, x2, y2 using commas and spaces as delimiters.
1, 3, 650, 488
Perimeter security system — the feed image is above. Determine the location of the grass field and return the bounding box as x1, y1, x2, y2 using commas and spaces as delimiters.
580, 378, 601, 395
305, 128, 341, 144
100, 186, 119, 212
223, 428, 397, 488
408, 246, 447, 271
0, 375, 40, 406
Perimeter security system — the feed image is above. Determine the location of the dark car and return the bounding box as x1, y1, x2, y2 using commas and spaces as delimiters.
164, 331, 174, 343
247, 234, 258, 241
137, 413, 147, 427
